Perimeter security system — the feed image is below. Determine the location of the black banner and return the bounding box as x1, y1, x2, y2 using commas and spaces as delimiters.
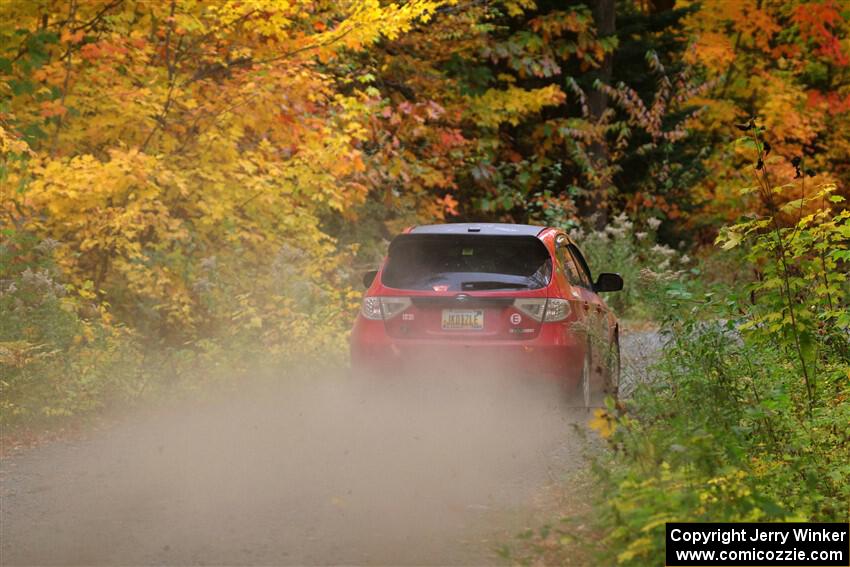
666, 523, 849, 566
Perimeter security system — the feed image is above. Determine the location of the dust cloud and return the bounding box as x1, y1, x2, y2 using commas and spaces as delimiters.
2, 361, 587, 565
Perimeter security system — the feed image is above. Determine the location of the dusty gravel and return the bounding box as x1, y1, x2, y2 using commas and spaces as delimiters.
1, 332, 657, 566
619, 326, 664, 397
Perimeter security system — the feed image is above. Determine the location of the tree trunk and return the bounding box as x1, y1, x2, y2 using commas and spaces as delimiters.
586, 0, 615, 229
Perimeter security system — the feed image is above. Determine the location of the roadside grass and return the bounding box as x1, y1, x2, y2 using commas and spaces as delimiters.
592, 312, 849, 565
496, 466, 602, 566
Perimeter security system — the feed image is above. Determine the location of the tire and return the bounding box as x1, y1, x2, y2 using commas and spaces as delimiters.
577, 340, 593, 410
575, 335, 619, 410
603, 334, 621, 403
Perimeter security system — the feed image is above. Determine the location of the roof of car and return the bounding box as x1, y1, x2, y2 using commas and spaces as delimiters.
408, 223, 546, 236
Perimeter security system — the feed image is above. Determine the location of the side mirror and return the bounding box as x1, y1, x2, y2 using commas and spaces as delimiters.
362, 270, 378, 288
594, 273, 623, 292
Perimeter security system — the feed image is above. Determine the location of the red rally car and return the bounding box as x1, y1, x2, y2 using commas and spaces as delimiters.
350, 223, 623, 407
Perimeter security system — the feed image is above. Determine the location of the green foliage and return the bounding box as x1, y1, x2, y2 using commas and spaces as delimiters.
716, 124, 850, 409
595, 311, 849, 566
0, 228, 141, 424
587, 124, 850, 565
567, 212, 695, 319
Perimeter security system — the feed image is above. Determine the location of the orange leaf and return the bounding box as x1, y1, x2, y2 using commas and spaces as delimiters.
39, 100, 67, 118
61, 29, 85, 44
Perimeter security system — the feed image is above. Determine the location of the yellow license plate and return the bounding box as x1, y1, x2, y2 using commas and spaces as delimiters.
441, 309, 484, 330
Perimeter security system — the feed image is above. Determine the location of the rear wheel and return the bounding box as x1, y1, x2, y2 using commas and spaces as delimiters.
604, 335, 621, 402
575, 335, 619, 410
577, 341, 593, 409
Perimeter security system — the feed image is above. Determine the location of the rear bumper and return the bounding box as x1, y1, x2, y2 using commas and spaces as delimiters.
350, 317, 585, 385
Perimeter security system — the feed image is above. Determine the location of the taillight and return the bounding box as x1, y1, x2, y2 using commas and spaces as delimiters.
542, 298, 570, 321
361, 297, 383, 320
360, 296, 412, 320
513, 298, 571, 322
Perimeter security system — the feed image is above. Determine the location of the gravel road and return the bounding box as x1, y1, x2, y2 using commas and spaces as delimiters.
1, 331, 657, 566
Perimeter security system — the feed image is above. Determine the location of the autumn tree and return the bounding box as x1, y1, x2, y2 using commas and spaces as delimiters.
683, 0, 850, 238
1, 0, 443, 342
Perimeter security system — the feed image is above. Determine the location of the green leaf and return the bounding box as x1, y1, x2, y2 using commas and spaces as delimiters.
781, 199, 804, 213
21, 122, 46, 142
10, 79, 35, 96
716, 229, 743, 250
734, 137, 757, 151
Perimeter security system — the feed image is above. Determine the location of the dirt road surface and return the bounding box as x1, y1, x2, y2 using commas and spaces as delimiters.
1, 333, 656, 566
2, 376, 584, 565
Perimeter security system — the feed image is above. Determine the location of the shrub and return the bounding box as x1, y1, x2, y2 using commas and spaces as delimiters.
569, 212, 695, 320
1, 228, 141, 425
595, 313, 849, 565
0, 227, 359, 427
589, 123, 850, 565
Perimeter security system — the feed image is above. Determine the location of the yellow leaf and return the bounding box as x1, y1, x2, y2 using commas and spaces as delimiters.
588, 408, 615, 439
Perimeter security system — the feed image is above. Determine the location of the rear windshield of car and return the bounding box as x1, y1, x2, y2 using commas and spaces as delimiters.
381, 234, 552, 291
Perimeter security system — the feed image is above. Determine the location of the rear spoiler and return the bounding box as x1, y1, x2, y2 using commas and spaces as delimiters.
387, 233, 547, 255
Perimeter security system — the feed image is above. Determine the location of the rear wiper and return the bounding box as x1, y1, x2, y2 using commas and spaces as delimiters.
461, 281, 530, 290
